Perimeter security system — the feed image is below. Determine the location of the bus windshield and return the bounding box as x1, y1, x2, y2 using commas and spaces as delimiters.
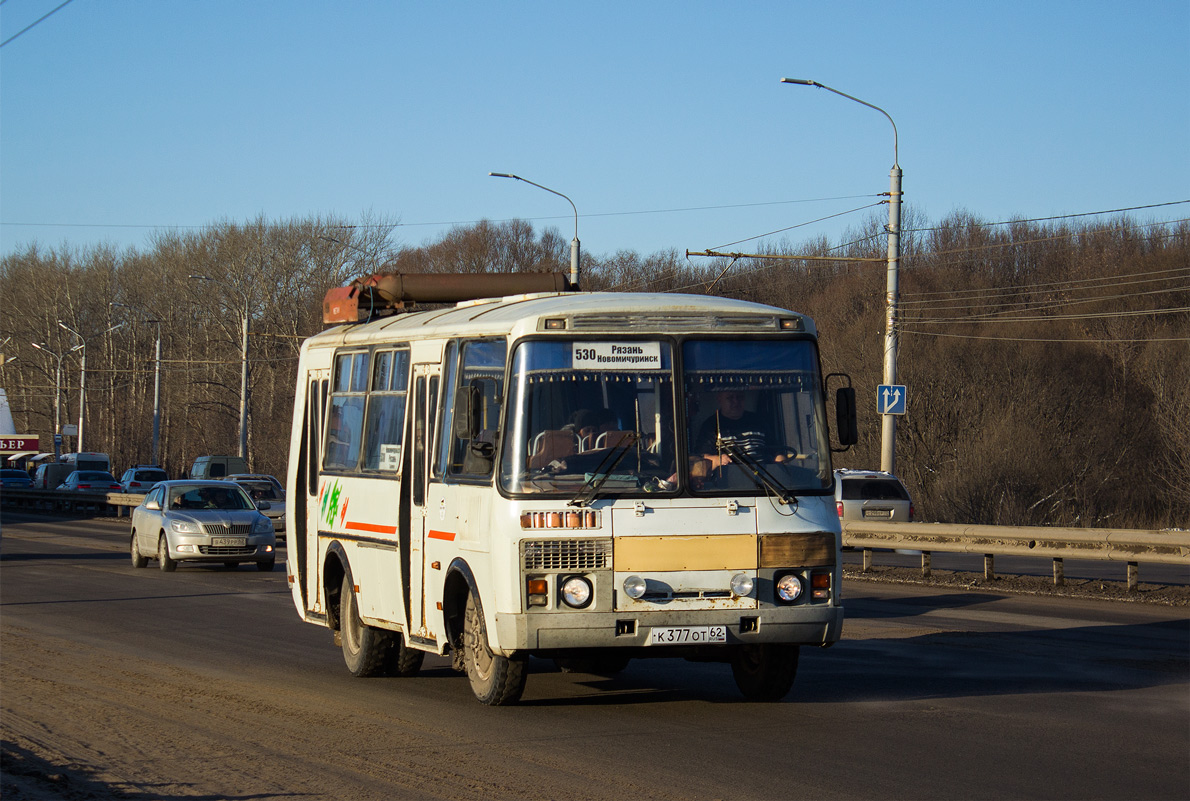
683, 339, 831, 494
500, 340, 677, 496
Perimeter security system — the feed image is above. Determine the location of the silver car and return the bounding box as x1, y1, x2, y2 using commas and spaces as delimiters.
130, 480, 277, 572
232, 479, 286, 537
834, 469, 914, 522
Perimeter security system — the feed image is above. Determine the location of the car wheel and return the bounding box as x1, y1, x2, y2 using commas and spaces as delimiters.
339, 575, 388, 677
730, 643, 799, 701
463, 591, 526, 705
257, 557, 276, 572
158, 534, 177, 572
130, 531, 148, 568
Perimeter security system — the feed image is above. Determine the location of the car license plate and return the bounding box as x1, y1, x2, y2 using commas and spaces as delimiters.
864, 509, 892, 518
211, 537, 246, 547
648, 625, 727, 645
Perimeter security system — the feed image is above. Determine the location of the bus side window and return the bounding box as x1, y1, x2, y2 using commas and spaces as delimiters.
324, 352, 368, 472
445, 339, 506, 480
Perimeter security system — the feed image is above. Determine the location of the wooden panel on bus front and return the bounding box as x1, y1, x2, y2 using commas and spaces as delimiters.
614, 534, 758, 571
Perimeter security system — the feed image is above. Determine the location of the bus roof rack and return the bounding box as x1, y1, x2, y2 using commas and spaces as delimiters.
323, 272, 576, 323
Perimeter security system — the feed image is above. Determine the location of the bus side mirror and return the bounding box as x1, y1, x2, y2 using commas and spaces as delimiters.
836, 387, 858, 447
467, 379, 485, 439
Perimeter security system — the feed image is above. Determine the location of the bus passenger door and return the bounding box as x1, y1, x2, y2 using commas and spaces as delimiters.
303, 369, 330, 614
407, 363, 440, 639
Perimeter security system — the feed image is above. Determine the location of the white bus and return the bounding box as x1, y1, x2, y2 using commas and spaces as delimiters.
286, 272, 857, 705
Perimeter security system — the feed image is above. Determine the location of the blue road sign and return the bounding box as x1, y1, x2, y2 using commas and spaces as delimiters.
877, 384, 907, 415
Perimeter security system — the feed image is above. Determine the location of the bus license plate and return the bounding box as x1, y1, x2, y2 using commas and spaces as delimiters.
212, 537, 246, 547
648, 626, 727, 645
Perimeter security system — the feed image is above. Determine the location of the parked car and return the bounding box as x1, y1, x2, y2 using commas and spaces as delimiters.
57, 471, 123, 492
230, 477, 286, 536
189, 455, 249, 480
119, 466, 169, 492
0, 468, 33, 489
834, 469, 914, 522
129, 480, 276, 572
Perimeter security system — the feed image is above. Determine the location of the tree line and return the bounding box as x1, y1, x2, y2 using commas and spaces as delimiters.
2, 208, 1186, 528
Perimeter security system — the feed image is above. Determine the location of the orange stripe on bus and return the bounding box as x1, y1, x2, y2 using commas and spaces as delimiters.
428, 530, 456, 541
345, 521, 398, 535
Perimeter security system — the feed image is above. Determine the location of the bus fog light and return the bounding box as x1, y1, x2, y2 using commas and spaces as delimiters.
730, 573, 754, 598
623, 575, 647, 600
561, 576, 593, 609
776, 573, 803, 603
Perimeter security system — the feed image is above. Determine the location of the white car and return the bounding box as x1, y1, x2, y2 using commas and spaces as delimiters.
130, 480, 277, 572
834, 469, 914, 522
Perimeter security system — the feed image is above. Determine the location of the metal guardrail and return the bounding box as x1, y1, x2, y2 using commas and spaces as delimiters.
1, 488, 145, 517
4, 488, 1186, 589
843, 520, 1190, 590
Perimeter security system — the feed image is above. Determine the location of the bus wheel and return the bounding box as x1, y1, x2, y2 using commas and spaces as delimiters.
130, 532, 147, 568
463, 592, 526, 705
340, 576, 388, 677
730, 643, 799, 701
385, 634, 425, 678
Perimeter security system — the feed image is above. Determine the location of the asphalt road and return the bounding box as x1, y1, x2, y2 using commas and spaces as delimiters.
2, 513, 1188, 800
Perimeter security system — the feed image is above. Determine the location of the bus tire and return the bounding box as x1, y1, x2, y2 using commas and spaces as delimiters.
130, 532, 147, 568
385, 635, 425, 678
463, 591, 526, 705
730, 643, 799, 701
340, 576, 389, 677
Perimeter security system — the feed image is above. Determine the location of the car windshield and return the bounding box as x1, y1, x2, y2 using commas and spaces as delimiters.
841, 478, 910, 500
683, 339, 831, 495
167, 484, 252, 510
237, 482, 280, 501
500, 340, 677, 496
135, 470, 167, 482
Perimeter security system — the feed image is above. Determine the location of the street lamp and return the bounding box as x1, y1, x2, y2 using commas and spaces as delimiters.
489, 172, 581, 288
781, 78, 903, 474
111, 303, 163, 466
189, 274, 249, 460
31, 340, 82, 458
58, 321, 124, 453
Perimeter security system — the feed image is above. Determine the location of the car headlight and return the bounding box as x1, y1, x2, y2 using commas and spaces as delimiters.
730, 572, 755, 598
776, 573, 803, 603
560, 576, 593, 609
622, 575, 647, 600
253, 517, 274, 535
170, 518, 201, 534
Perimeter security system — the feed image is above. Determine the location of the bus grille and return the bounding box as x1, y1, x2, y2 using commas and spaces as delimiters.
201, 523, 253, 537
523, 538, 612, 571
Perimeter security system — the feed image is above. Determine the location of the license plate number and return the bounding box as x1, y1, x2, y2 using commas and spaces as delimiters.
648, 626, 727, 645
864, 509, 892, 518
211, 537, 246, 547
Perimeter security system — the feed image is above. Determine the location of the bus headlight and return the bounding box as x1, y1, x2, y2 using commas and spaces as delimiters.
730, 573, 755, 598
560, 576, 593, 609
776, 573, 803, 603
622, 575, 647, 600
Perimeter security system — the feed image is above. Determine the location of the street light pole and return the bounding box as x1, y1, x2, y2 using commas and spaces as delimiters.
781, 78, 902, 474
111, 303, 163, 465
31, 341, 80, 458
189, 275, 250, 460
58, 321, 124, 454
489, 172, 581, 289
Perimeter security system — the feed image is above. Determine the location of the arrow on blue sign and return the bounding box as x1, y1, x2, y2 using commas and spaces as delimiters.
877, 384, 907, 415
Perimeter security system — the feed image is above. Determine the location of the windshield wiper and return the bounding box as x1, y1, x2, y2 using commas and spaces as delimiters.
715, 438, 798, 506
569, 431, 639, 507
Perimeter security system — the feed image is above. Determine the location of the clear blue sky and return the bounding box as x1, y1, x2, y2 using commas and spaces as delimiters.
2, 0, 1187, 261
